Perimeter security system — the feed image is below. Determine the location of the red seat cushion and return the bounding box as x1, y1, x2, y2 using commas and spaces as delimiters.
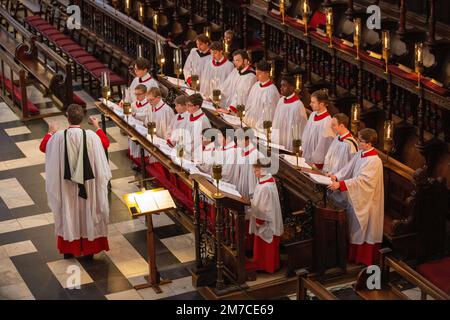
72, 93, 86, 107
68, 50, 91, 58
62, 44, 84, 53
25, 15, 43, 21
55, 39, 76, 47
12, 86, 40, 114
417, 257, 450, 294
73, 56, 98, 64
49, 34, 70, 42
110, 74, 126, 85
83, 62, 106, 71
35, 24, 55, 31
2, 77, 12, 91
31, 20, 51, 27
41, 29, 61, 37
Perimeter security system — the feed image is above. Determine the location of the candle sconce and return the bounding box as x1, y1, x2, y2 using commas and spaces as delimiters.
147, 121, 157, 146
302, 0, 310, 36
382, 30, 390, 74
384, 120, 394, 154
326, 7, 334, 48
292, 123, 302, 167
191, 74, 200, 92
212, 164, 223, 197
156, 40, 165, 76
354, 18, 361, 60
415, 43, 424, 89
101, 71, 110, 108
295, 74, 302, 95
174, 48, 183, 88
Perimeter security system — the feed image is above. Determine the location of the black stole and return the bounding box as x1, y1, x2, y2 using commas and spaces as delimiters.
64, 129, 95, 199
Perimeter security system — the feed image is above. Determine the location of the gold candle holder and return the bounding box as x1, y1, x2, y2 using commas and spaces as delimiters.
302, 0, 310, 36
269, 60, 275, 80
326, 8, 333, 48
354, 18, 361, 60
147, 121, 156, 144
176, 144, 184, 173
212, 164, 223, 197
292, 139, 302, 167
280, 0, 286, 25
415, 43, 423, 89
174, 48, 183, 88
223, 40, 230, 59
350, 103, 361, 135
263, 120, 272, 144
191, 74, 200, 92
236, 104, 245, 127
384, 120, 394, 154
212, 89, 221, 109
123, 101, 131, 126
382, 30, 390, 74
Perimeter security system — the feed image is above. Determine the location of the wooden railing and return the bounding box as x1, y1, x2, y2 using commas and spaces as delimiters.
296, 269, 338, 300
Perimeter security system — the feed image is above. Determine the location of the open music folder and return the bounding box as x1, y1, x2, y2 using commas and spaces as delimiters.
125, 189, 176, 217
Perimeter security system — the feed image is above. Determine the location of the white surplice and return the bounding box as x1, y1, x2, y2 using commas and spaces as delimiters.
129, 73, 159, 102
220, 66, 257, 110
183, 48, 211, 82
248, 175, 284, 243
185, 108, 212, 162
301, 110, 335, 165
244, 80, 280, 129
199, 57, 234, 99
235, 143, 262, 200
166, 111, 189, 147
45, 128, 112, 242
335, 149, 384, 245
271, 94, 307, 151
323, 132, 358, 174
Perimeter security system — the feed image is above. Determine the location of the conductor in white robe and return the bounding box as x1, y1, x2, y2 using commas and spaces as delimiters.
301, 89, 335, 169
200, 41, 234, 100
323, 113, 358, 174
328, 128, 384, 266
244, 60, 280, 129
183, 34, 211, 86
272, 76, 307, 151
45, 104, 111, 259
217, 50, 257, 113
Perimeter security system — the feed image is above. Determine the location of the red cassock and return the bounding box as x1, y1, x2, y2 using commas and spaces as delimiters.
39, 127, 110, 153
57, 236, 109, 256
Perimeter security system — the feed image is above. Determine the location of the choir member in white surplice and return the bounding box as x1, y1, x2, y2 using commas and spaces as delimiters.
271, 76, 307, 151
45, 104, 111, 259
127, 85, 149, 161
185, 94, 212, 162
166, 95, 189, 147
200, 41, 234, 100
145, 87, 175, 163
217, 50, 257, 113
328, 128, 384, 266
323, 113, 358, 174
247, 160, 284, 273
183, 34, 211, 86
128, 58, 159, 102
301, 89, 335, 169
212, 126, 240, 186
244, 60, 280, 129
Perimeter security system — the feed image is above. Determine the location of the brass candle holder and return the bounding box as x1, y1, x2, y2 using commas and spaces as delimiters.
354, 18, 361, 60
156, 40, 165, 76
263, 120, 272, 152
382, 30, 390, 74
350, 103, 361, 135
236, 104, 245, 127
176, 144, 184, 173
212, 164, 223, 197
302, 0, 310, 36
384, 120, 394, 154
280, 0, 286, 25
223, 39, 230, 59
415, 43, 424, 89
123, 101, 131, 125
190, 74, 200, 92
212, 89, 221, 109
147, 121, 156, 145
326, 7, 333, 48
292, 139, 302, 167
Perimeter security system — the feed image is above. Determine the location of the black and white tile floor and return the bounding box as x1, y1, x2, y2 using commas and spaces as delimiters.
0, 87, 202, 300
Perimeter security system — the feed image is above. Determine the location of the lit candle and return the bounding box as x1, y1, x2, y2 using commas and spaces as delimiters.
125, 0, 130, 14
153, 12, 159, 27
137, 44, 144, 58
139, 4, 144, 22
354, 18, 360, 43
303, 0, 309, 15
415, 43, 423, 66
326, 8, 333, 27
295, 74, 301, 92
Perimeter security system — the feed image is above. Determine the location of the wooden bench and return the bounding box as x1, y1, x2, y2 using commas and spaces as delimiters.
0, 48, 41, 120
0, 6, 80, 109
23, 1, 126, 97
355, 248, 450, 300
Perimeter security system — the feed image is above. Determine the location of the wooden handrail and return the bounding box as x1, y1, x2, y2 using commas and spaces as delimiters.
296, 269, 338, 300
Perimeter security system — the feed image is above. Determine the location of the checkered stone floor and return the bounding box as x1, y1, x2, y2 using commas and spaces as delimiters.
0, 89, 202, 300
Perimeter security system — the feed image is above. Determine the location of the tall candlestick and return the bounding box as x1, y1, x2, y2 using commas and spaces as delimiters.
382, 30, 390, 74
415, 42, 424, 88
354, 18, 361, 60
326, 8, 333, 48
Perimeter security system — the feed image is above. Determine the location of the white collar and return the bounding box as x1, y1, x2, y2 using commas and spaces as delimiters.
223, 141, 236, 150
316, 109, 328, 116
191, 108, 203, 117
259, 175, 273, 184
285, 92, 296, 99
260, 79, 271, 86
339, 131, 350, 139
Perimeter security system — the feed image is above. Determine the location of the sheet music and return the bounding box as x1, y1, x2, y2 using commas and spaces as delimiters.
212, 180, 242, 198
133, 189, 176, 213
133, 192, 159, 213
135, 124, 147, 137
221, 114, 246, 127
307, 173, 332, 185
201, 101, 216, 111
281, 155, 312, 169
189, 166, 212, 179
